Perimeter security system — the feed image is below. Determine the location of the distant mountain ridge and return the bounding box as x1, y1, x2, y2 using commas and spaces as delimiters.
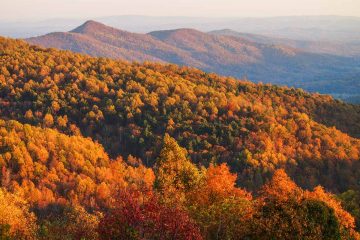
210, 29, 360, 57
26, 20, 360, 102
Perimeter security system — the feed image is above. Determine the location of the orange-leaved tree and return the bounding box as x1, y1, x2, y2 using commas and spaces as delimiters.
187, 163, 253, 240
249, 169, 359, 240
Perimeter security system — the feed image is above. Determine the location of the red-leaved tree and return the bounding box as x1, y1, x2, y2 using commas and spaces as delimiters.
98, 190, 202, 240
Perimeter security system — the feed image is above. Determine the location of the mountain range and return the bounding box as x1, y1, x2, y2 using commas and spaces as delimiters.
26, 20, 360, 102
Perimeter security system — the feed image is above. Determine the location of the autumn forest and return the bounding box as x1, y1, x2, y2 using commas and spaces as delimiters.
0, 35, 360, 240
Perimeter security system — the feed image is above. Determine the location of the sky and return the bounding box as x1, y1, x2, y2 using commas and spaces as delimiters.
1, 0, 360, 21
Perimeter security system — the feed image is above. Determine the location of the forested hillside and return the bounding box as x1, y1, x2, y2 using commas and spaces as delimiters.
1, 37, 360, 239
0, 118, 154, 205
2, 36, 360, 191
0, 120, 358, 239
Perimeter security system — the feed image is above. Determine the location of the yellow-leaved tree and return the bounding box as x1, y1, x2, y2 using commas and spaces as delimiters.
154, 133, 201, 204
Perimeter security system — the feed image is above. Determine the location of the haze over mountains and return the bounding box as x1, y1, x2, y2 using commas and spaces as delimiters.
2, 15, 360, 41
210, 29, 360, 57
26, 20, 360, 102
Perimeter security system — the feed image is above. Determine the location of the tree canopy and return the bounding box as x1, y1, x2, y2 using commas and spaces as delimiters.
0, 36, 359, 239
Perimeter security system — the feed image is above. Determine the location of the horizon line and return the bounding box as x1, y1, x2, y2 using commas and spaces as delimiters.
1, 14, 360, 23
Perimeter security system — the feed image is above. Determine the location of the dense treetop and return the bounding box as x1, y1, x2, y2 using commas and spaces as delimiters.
0, 119, 154, 210
1, 122, 357, 239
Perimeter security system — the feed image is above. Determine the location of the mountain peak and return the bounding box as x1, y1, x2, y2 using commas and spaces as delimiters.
70, 20, 107, 33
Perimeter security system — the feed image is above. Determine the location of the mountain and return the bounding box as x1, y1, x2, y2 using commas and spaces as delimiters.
1, 36, 360, 238
26, 20, 195, 63
27, 21, 360, 102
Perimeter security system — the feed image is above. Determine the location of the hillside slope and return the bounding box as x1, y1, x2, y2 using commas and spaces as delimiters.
0, 119, 154, 209
1, 37, 360, 193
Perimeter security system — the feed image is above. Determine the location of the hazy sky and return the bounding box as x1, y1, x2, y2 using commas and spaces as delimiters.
1, 0, 360, 21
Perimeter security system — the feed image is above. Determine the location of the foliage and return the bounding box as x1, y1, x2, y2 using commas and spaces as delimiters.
0, 37, 360, 195
155, 134, 201, 203
98, 190, 203, 240
187, 164, 253, 239
0, 119, 154, 210
249, 170, 359, 240
38, 205, 100, 240
0, 37, 359, 239
339, 190, 360, 231
0, 188, 37, 239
